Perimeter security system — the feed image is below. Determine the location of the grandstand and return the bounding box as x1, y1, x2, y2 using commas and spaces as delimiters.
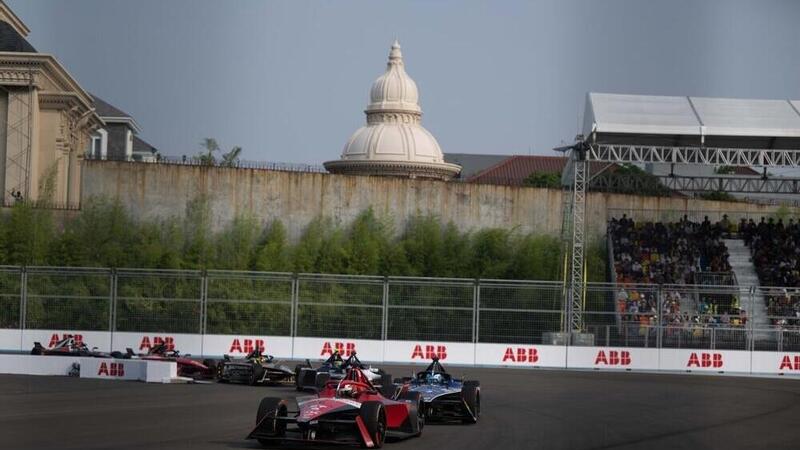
562, 93, 800, 348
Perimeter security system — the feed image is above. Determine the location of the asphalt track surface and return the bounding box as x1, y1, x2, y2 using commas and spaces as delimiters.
2, 365, 800, 450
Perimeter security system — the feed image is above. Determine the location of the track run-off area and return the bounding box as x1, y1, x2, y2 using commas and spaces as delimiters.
2, 365, 800, 450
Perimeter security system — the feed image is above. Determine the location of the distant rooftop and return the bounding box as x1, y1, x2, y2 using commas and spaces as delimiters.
0, 20, 34, 53
585, 93, 800, 146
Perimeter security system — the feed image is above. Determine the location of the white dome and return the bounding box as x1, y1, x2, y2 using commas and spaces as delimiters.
325, 40, 460, 180
367, 41, 420, 113
342, 123, 443, 162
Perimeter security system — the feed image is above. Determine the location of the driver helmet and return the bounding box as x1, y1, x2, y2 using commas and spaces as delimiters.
340, 384, 357, 398
426, 373, 444, 384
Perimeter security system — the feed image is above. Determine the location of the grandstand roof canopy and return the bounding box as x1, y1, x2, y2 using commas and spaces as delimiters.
584, 93, 800, 149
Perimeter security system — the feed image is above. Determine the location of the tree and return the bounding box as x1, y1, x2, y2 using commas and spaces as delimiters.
697, 190, 737, 202
196, 138, 219, 166
220, 146, 242, 168
183, 195, 213, 269
523, 172, 561, 189
347, 208, 391, 275
468, 228, 514, 279
195, 138, 243, 167
400, 214, 445, 277
3, 203, 53, 265
253, 220, 290, 272
214, 213, 260, 270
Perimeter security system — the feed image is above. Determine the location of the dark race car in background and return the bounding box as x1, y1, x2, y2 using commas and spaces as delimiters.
31, 337, 111, 358
123, 343, 216, 379
394, 356, 480, 423
217, 348, 295, 385
248, 367, 423, 448
296, 352, 391, 394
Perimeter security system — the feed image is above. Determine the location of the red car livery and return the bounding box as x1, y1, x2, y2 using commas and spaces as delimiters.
248, 367, 423, 448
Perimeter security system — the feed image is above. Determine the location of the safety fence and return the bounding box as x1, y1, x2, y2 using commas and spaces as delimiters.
2, 266, 800, 358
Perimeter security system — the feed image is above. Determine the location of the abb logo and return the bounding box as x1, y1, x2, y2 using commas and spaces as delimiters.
411, 344, 447, 360
687, 352, 723, 368
98, 362, 125, 377
502, 347, 539, 363
49, 333, 82, 347
320, 341, 356, 357
139, 336, 175, 351
778, 355, 800, 370
229, 339, 265, 354
594, 350, 631, 366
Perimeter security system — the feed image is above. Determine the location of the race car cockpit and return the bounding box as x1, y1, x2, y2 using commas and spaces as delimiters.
323, 351, 345, 369
416, 356, 452, 384
245, 347, 274, 363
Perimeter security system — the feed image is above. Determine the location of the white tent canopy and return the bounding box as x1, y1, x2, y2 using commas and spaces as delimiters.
583, 93, 800, 148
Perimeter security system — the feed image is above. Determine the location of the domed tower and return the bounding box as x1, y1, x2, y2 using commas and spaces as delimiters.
324, 41, 461, 180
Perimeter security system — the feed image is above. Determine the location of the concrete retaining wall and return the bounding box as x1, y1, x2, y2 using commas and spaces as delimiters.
81, 161, 795, 240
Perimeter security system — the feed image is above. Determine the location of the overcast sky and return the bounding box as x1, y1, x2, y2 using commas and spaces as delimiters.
9, 0, 800, 164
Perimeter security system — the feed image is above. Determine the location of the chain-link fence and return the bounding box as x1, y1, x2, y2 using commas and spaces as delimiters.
3, 265, 800, 351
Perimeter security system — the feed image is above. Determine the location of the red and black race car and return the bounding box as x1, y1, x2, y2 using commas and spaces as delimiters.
31, 337, 111, 358
123, 343, 216, 379
248, 367, 424, 448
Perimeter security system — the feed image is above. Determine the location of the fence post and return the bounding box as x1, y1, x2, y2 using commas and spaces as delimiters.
656, 285, 663, 349
200, 270, 207, 335
382, 277, 389, 341
473, 279, 480, 344
291, 274, 299, 338
747, 286, 754, 352
109, 268, 116, 350
710, 327, 716, 350
19, 266, 26, 350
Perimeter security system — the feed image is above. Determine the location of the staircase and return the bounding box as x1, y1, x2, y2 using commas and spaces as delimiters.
723, 239, 770, 338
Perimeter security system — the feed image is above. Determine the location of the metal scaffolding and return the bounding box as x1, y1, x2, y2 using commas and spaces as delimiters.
656, 174, 800, 194
559, 141, 800, 334
2, 70, 33, 203
589, 144, 800, 167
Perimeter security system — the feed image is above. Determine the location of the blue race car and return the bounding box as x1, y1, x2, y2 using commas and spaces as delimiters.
394, 357, 480, 423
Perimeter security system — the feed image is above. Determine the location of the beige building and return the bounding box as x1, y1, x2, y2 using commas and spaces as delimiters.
0, 2, 101, 207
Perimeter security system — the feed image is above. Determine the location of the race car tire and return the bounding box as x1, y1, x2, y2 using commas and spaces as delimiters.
294, 366, 303, 391
110, 351, 125, 359
396, 390, 424, 435
359, 401, 386, 449
315, 372, 330, 390
255, 397, 288, 446
249, 365, 265, 386
461, 381, 480, 424
378, 373, 395, 398
202, 359, 217, 376
216, 363, 228, 383
298, 368, 317, 391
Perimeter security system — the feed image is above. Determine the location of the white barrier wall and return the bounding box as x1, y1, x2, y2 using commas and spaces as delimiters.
79, 358, 176, 382
752, 352, 800, 376
384, 341, 474, 365
566, 347, 659, 371
22, 330, 112, 353
111, 332, 202, 356
0, 329, 19, 351
0, 354, 176, 382
660, 349, 751, 374
293, 337, 384, 362
475, 344, 566, 368
201, 335, 293, 358
4, 329, 800, 379
0, 354, 80, 376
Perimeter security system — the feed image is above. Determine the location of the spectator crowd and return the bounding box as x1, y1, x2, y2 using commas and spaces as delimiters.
609, 215, 741, 337
741, 217, 800, 326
